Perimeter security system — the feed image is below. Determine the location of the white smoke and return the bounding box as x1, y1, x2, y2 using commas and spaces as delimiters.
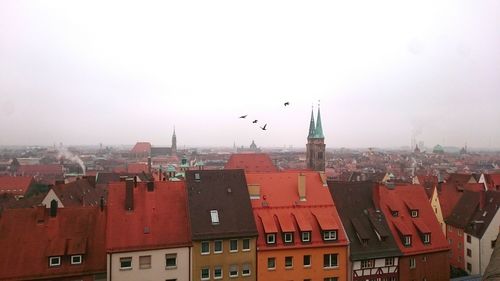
57, 146, 86, 175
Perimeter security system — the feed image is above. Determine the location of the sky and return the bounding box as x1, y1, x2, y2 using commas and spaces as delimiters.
0, 0, 499, 149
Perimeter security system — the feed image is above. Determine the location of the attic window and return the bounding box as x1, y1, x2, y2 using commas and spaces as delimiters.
284, 232, 293, 243
423, 233, 431, 244
266, 233, 276, 244
403, 235, 412, 246
391, 211, 399, 217
210, 210, 220, 225
323, 230, 337, 241
411, 210, 419, 218
70, 255, 82, 265
49, 256, 61, 267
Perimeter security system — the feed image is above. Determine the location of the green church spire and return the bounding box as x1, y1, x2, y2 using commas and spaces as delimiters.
308, 107, 316, 139
314, 105, 324, 139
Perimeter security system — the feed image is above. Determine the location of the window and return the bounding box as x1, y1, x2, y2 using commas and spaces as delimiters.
120, 257, 132, 270
303, 255, 311, 267
71, 255, 82, 265
361, 259, 375, 269
201, 241, 210, 254
267, 233, 276, 244
214, 240, 223, 253
284, 232, 293, 243
210, 210, 220, 225
214, 266, 223, 279
267, 257, 276, 270
242, 238, 250, 251
242, 264, 251, 276
285, 256, 293, 268
323, 254, 338, 268
201, 267, 210, 280
391, 211, 399, 217
447, 225, 452, 232
458, 242, 462, 249
49, 256, 61, 267
302, 231, 311, 242
422, 256, 427, 262
324, 277, 338, 281
448, 238, 452, 245
165, 254, 177, 268
139, 255, 151, 269
458, 229, 463, 237
467, 262, 472, 272
229, 264, 238, 277
385, 257, 394, 266
323, 230, 337, 241
492, 239, 497, 249
467, 248, 472, 257
411, 210, 419, 218
409, 257, 416, 269
229, 239, 238, 252
467, 235, 471, 243
423, 233, 430, 244
404, 235, 412, 246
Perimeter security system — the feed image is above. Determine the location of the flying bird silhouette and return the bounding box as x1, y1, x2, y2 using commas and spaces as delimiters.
252, 120, 258, 123
260, 124, 267, 130
284, 102, 290, 106
239, 115, 248, 118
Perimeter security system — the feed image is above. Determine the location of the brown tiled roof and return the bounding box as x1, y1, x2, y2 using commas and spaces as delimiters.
464, 191, 500, 238
52, 178, 106, 207
186, 170, 258, 240
445, 190, 480, 229
328, 181, 401, 260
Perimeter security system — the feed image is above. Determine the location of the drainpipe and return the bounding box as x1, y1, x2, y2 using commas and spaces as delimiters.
109, 253, 112, 281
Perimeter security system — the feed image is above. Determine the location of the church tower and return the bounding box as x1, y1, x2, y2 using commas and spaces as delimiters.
306, 106, 326, 171
171, 127, 177, 156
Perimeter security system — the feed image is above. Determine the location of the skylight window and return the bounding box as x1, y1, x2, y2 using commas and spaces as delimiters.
210, 210, 219, 225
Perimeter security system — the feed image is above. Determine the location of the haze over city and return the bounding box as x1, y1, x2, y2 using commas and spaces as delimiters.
1, 0, 499, 148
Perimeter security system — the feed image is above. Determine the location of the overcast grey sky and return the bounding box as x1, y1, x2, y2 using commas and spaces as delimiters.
1, 1, 499, 149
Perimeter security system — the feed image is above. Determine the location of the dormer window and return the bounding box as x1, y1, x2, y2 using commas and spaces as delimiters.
70, 255, 82, 265
404, 235, 412, 246
266, 233, 276, 244
284, 232, 293, 243
323, 230, 337, 241
423, 233, 431, 244
210, 210, 219, 225
301, 231, 311, 242
411, 210, 419, 218
391, 211, 399, 217
49, 256, 61, 267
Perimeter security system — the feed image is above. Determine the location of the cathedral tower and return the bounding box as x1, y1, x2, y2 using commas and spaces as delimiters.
306, 106, 326, 171
171, 127, 177, 156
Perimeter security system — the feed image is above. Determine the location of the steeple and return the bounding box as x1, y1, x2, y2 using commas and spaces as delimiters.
308, 107, 316, 139
171, 126, 177, 155
314, 104, 324, 139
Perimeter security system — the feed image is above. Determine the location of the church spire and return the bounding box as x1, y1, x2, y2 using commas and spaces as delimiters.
315, 103, 324, 139
308, 106, 316, 139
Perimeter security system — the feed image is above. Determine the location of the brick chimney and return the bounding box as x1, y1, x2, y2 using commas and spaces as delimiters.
125, 178, 134, 211
147, 156, 152, 174
298, 173, 306, 201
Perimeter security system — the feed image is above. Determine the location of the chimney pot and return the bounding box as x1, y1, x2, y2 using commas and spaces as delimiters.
298, 173, 306, 201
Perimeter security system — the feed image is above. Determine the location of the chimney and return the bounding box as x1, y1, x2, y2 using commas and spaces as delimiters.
134, 176, 138, 187
319, 171, 327, 186
147, 156, 152, 174
36, 205, 45, 223
125, 178, 134, 211
298, 173, 306, 201
49, 200, 58, 217
479, 190, 486, 210
147, 181, 154, 192
100, 196, 105, 211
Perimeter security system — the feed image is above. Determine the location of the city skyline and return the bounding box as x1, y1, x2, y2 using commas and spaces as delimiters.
1, 1, 499, 148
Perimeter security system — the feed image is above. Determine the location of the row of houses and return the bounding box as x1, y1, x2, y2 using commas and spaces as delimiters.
1, 167, 463, 281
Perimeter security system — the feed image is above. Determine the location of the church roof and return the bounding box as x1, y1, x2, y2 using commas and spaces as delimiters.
314, 107, 324, 139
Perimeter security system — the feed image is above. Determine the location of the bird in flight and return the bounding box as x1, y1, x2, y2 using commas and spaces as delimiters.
284, 102, 290, 106
252, 120, 258, 123
239, 115, 248, 118
260, 124, 267, 130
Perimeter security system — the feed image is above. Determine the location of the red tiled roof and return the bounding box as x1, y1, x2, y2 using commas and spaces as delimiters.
437, 183, 481, 219
225, 153, 278, 172
259, 211, 278, 233
0, 207, 106, 280
127, 163, 148, 174
18, 164, 63, 176
276, 212, 296, 232
130, 142, 151, 154
378, 184, 449, 255
0, 176, 33, 195
485, 174, 500, 190
247, 171, 347, 249
106, 181, 191, 252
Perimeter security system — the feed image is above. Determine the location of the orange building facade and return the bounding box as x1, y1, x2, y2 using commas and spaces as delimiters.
246, 171, 349, 281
